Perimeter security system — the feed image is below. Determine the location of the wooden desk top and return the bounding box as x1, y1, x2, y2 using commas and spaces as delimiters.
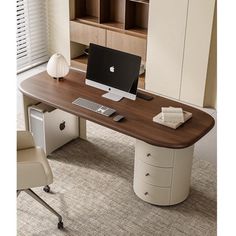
19, 69, 214, 149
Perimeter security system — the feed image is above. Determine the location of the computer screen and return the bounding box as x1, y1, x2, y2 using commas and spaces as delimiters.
86, 43, 141, 101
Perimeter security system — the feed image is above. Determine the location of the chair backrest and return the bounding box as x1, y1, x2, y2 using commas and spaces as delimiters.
17, 131, 35, 150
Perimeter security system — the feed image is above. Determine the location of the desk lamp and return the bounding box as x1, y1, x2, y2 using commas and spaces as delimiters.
47, 53, 69, 81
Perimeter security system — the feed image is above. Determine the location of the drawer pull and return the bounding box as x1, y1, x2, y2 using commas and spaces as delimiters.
146, 153, 151, 157
145, 173, 150, 176
144, 192, 148, 195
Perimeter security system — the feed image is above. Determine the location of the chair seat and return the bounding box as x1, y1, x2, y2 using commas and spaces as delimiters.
17, 147, 53, 190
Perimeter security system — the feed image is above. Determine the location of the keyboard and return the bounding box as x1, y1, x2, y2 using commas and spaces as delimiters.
72, 97, 116, 117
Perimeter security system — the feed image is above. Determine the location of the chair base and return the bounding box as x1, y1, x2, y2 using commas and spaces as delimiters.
17, 188, 63, 229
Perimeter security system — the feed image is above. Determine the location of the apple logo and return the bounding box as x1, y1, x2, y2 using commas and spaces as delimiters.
109, 66, 115, 73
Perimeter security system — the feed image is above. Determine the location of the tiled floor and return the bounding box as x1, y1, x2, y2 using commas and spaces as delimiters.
17, 64, 217, 165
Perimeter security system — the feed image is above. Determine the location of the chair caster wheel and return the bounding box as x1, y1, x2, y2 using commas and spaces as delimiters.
43, 185, 50, 193
58, 221, 64, 230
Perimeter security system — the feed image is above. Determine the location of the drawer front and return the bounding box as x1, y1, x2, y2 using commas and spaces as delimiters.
135, 139, 174, 167
106, 30, 147, 61
134, 159, 172, 187
44, 109, 79, 155
70, 21, 106, 46
133, 178, 170, 205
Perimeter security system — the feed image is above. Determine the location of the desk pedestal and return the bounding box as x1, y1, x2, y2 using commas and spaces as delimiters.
133, 140, 194, 206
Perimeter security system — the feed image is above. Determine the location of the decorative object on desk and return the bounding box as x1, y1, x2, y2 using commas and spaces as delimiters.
153, 109, 192, 129
161, 107, 184, 123
47, 53, 69, 81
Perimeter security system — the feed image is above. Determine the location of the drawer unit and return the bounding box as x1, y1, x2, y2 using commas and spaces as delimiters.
106, 30, 147, 61
134, 159, 172, 187
134, 139, 194, 205
28, 103, 79, 156
135, 139, 174, 167
70, 21, 106, 46
133, 177, 171, 205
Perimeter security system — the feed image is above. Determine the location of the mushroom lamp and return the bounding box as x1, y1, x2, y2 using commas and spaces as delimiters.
47, 53, 69, 81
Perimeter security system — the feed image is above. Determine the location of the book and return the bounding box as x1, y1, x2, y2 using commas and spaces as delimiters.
153, 111, 192, 129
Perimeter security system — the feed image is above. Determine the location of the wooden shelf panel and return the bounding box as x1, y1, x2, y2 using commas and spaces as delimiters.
71, 54, 88, 72
129, 0, 149, 5
76, 16, 99, 24
126, 27, 147, 37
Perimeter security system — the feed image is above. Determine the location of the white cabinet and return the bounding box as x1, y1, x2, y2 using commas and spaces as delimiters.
146, 0, 216, 107
180, 0, 216, 106
133, 140, 194, 206
146, 0, 189, 99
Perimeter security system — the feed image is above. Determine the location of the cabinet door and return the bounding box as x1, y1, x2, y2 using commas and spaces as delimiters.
180, 0, 215, 106
106, 30, 147, 61
145, 0, 189, 99
70, 21, 106, 46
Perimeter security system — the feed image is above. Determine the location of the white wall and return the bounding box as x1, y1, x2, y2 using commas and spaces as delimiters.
46, 0, 70, 64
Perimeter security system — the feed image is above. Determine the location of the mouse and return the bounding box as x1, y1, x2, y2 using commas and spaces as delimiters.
113, 115, 125, 122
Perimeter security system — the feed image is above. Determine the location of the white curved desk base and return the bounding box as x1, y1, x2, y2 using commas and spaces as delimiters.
133, 140, 194, 206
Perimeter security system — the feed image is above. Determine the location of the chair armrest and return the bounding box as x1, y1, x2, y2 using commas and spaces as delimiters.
17, 131, 35, 150
17, 162, 47, 190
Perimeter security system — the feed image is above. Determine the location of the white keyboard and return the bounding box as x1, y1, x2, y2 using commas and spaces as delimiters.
72, 97, 116, 117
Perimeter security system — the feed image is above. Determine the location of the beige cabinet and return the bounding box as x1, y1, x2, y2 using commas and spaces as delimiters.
146, 0, 189, 99
180, 0, 216, 107
106, 30, 147, 61
145, 0, 216, 107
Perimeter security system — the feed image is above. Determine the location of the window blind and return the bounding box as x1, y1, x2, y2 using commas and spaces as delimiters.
16, 0, 49, 72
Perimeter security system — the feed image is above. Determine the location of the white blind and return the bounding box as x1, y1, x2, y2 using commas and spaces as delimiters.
16, 0, 49, 72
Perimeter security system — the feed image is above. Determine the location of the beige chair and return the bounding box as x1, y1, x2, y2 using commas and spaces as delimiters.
17, 131, 63, 229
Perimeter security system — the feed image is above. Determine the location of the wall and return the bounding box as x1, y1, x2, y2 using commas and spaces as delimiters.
46, 0, 71, 64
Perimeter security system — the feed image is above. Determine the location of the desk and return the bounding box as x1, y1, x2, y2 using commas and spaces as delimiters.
19, 69, 214, 205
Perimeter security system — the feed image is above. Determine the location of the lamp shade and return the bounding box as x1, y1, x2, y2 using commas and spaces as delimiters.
47, 53, 69, 79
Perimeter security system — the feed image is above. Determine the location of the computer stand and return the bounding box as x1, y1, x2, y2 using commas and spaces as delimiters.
102, 92, 123, 101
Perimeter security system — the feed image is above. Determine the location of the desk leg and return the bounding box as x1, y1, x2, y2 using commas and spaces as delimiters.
79, 118, 87, 140
133, 139, 194, 206
22, 95, 40, 130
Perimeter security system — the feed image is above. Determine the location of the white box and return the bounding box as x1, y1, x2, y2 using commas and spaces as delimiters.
28, 103, 79, 155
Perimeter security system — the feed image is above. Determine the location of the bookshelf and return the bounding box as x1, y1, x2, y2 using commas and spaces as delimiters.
69, 0, 150, 89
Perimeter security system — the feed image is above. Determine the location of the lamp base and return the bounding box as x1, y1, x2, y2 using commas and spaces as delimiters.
53, 77, 64, 81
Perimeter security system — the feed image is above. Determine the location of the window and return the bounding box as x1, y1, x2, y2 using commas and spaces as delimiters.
16, 0, 49, 72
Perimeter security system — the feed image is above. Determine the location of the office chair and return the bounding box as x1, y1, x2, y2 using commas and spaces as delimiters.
17, 131, 63, 229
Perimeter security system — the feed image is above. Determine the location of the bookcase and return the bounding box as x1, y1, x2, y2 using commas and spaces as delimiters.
69, 0, 150, 89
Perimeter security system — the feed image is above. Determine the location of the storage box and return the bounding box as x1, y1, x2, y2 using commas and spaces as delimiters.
28, 103, 79, 155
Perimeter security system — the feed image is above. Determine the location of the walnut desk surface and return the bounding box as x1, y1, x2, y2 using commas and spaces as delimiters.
19, 69, 214, 149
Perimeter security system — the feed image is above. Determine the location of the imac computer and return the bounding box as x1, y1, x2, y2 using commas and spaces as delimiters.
86, 43, 141, 101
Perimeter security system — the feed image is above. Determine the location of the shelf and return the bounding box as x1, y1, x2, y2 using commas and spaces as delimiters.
129, 0, 149, 5
100, 0, 125, 29
71, 54, 88, 72
126, 27, 147, 37
125, 0, 149, 31
75, 0, 99, 22
76, 16, 99, 24
101, 22, 125, 30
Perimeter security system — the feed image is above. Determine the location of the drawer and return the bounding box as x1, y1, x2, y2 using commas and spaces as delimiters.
134, 159, 172, 187
133, 178, 170, 205
106, 30, 147, 61
70, 21, 106, 46
135, 139, 174, 167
